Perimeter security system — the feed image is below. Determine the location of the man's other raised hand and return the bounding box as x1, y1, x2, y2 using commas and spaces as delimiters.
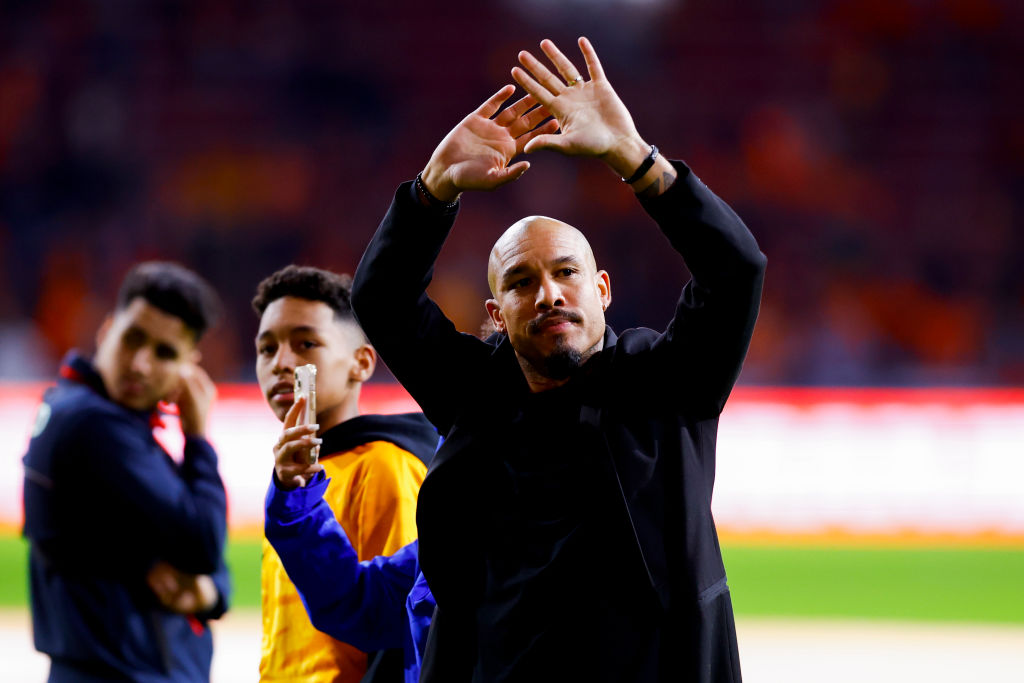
512, 37, 653, 180
420, 88, 558, 202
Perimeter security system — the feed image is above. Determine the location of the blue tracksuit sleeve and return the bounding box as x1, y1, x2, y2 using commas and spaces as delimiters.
264, 471, 418, 652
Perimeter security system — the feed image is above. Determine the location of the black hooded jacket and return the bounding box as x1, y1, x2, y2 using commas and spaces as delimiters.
352, 161, 766, 683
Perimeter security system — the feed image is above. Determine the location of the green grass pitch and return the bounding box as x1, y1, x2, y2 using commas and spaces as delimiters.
720, 544, 1024, 624
2, 534, 1022, 624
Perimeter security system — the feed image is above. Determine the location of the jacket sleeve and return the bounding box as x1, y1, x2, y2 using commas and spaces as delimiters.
418, 605, 476, 683
351, 183, 493, 434
70, 411, 227, 574
265, 472, 418, 652
627, 161, 767, 416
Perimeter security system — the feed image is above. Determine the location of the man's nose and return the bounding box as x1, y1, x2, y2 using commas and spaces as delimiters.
535, 276, 565, 309
129, 347, 153, 375
272, 344, 297, 375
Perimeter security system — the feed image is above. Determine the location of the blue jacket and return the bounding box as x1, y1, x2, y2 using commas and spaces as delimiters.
22, 352, 230, 682
264, 471, 433, 683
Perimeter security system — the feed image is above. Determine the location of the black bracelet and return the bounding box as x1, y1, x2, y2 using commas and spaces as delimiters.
415, 172, 460, 211
622, 145, 659, 184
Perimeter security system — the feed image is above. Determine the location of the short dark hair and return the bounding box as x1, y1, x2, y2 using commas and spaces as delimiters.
117, 261, 220, 340
251, 265, 356, 322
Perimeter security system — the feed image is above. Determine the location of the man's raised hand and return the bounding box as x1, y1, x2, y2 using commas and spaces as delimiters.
420, 87, 559, 202
512, 37, 655, 181
175, 363, 216, 438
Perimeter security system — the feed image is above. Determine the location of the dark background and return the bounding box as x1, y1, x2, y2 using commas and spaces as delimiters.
1, 0, 1020, 385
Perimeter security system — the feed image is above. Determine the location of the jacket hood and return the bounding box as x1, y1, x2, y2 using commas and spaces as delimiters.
320, 412, 438, 468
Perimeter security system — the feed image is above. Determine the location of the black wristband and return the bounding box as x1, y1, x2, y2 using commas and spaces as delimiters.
415, 172, 460, 211
622, 145, 659, 184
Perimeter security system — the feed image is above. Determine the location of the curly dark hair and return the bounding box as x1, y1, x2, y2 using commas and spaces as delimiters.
251, 265, 357, 322
117, 261, 220, 340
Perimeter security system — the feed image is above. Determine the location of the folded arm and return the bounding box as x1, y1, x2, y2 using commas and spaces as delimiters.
73, 411, 227, 574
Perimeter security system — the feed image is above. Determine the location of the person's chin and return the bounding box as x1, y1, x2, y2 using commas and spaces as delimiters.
547, 330, 582, 351
268, 394, 294, 420
117, 393, 156, 412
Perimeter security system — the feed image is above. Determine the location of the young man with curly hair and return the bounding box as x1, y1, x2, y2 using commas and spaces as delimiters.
252, 265, 437, 683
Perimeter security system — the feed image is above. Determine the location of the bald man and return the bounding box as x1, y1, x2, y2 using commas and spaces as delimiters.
350, 38, 764, 683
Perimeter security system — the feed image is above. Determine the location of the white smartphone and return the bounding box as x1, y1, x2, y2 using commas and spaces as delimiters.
293, 364, 319, 464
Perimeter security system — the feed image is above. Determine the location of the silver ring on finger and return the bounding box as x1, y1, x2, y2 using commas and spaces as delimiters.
567, 75, 584, 87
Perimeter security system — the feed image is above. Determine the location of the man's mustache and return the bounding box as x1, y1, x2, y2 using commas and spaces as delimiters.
527, 310, 583, 334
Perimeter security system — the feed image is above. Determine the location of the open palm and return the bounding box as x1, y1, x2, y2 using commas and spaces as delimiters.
512, 37, 641, 169
421, 87, 558, 200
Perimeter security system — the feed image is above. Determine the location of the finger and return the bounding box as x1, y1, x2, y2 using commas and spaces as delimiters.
511, 66, 554, 108
178, 364, 212, 402
276, 423, 318, 446
145, 567, 166, 594
517, 50, 565, 95
280, 461, 323, 478
191, 364, 216, 398
283, 396, 304, 430
523, 129, 572, 155
148, 565, 178, 597
188, 363, 212, 386
517, 119, 560, 155
493, 93, 538, 127
275, 436, 321, 465
539, 39, 584, 86
164, 385, 183, 406
474, 85, 516, 119
279, 462, 324, 488
489, 161, 531, 187
578, 36, 605, 81
509, 104, 552, 138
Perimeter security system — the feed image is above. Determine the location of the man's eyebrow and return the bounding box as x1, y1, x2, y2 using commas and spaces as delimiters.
551, 255, 582, 267
500, 263, 531, 283
255, 325, 320, 342
501, 255, 581, 284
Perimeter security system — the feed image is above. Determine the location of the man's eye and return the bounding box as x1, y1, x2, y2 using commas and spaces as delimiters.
122, 329, 145, 348
299, 340, 318, 350
558, 268, 576, 277
155, 345, 178, 360
511, 278, 530, 289
257, 345, 275, 356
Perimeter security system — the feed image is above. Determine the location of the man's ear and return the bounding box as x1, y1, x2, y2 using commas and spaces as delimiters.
95, 314, 114, 351
349, 344, 377, 383
596, 270, 612, 312
484, 299, 506, 333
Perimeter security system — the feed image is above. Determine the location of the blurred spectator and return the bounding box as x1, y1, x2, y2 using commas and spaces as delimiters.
0, 0, 1020, 385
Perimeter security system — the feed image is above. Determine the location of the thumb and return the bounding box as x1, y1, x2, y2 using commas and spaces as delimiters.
523, 133, 568, 155
489, 161, 531, 186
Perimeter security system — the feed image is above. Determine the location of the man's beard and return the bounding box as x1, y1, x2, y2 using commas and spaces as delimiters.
539, 338, 583, 380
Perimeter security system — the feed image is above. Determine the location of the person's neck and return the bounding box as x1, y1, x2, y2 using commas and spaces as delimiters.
316, 395, 361, 434
521, 367, 570, 393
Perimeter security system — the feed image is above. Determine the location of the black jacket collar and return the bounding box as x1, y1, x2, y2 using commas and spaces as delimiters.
319, 412, 438, 468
